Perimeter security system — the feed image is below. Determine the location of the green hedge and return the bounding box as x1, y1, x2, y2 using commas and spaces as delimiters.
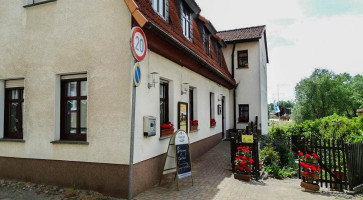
287, 114, 363, 143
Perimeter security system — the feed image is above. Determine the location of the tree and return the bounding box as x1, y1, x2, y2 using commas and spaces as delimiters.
293, 69, 363, 123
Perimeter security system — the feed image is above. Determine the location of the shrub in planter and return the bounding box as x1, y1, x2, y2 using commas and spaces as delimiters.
234, 146, 254, 181
299, 151, 321, 191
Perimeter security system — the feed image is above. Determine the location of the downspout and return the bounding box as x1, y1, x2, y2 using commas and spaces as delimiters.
231, 42, 237, 130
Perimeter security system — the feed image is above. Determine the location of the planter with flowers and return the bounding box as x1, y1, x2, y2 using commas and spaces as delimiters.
234, 146, 254, 181
299, 151, 321, 192
210, 118, 216, 127
238, 116, 249, 123
190, 120, 198, 132
160, 122, 174, 137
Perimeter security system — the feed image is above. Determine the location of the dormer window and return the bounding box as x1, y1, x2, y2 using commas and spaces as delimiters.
181, 4, 192, 40
151, 0, 169, 21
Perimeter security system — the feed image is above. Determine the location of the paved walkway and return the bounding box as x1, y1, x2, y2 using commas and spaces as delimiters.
135, 141, 362, 200
1, 141, 362, 200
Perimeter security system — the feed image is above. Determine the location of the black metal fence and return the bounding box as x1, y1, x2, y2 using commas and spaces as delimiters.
299, 137, 363, 191
230, 121, 260, 180
346, 143, 363, 190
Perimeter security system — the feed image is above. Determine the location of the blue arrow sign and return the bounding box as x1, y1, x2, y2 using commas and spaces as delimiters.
133, 63, 141, 87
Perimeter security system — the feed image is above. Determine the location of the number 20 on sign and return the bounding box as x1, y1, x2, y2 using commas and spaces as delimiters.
131, 27, 148, 62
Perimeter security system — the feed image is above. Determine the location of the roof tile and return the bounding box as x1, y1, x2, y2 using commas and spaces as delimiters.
217, 25, 265, 42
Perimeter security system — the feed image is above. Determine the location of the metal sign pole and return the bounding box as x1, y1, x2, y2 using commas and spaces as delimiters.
128, 59, 137, 200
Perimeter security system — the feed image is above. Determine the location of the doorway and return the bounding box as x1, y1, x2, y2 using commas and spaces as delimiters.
222, 96, 225, 139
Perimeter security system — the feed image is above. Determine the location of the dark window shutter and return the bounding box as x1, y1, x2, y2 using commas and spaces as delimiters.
189, 15, 193, 40
165, 0, 169, 22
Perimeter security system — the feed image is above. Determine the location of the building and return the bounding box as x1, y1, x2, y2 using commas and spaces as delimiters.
0, 0, 268, 198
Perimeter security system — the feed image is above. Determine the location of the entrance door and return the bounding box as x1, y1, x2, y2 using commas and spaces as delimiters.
222, 96, 225, 139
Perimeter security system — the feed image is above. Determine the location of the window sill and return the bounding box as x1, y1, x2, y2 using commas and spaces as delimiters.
189, 129, 199, 133
24, 0, 57, 8
159, 135, 172, 140
236, 67, 249, 69
51, 140, 89, 145
0, 138, 25, 143
237, 122, 249, 124
210, 126, 216, 128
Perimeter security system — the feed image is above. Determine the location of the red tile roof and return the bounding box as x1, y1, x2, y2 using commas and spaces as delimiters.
217, 25, 265, 43
133, 0, 235, 86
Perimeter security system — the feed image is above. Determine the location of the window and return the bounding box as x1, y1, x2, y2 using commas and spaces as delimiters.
60, 75, 87, 141
238, 50, 248, 68
160, 81, 169, 124
181, 5, 192, 40
238, 104, 249, 123
210, 92, 215, 119
189, 89, 194, 121
4, 83, 24, 139
151, 0, 169, 21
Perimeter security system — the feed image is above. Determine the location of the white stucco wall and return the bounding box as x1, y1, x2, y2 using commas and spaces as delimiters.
259, 34, 268, 135
0, 0, 133, 164
233, 42, 261, 130
133, 51, 231, 164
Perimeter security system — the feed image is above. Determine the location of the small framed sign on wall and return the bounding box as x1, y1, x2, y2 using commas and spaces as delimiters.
178, 102, 188, 132
218, 104, 222, 115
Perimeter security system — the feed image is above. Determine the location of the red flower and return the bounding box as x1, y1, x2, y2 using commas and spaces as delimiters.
300, 162, 306, 168
304, 171, 310, 177
248, 158, 254, 163
299, 152, 303, 157
311, 166, 316, 171
237, 146, 243, 150
242, 156, 247, 160
317, 168, 321, 172
305, 154, 311, 158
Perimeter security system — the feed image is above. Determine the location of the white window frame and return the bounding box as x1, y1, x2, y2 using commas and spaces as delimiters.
151, 0, 168, 21
182, 8, 192, 40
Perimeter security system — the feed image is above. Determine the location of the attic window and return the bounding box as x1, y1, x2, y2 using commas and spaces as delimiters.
181, 5, 193, 40
238, 50, 248, 68
151, 0, 169, 21
216, 47, 222, 66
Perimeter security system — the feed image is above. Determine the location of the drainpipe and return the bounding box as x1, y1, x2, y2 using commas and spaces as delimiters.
231, 42, 237, 130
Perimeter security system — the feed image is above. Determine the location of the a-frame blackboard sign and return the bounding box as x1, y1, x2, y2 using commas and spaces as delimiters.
160, 130, 194, 190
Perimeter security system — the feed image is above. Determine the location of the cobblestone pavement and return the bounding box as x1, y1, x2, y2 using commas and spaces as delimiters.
135, 141, 363, 200
1, 141, 362, 200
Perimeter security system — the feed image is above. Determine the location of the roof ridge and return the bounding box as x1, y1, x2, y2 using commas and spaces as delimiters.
217, 25, 265, 33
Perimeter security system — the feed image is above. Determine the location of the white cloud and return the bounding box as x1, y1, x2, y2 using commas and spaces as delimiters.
196, 0, 363, 103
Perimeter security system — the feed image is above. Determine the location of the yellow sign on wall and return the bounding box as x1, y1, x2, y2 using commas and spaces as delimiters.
242, 135, 254, 143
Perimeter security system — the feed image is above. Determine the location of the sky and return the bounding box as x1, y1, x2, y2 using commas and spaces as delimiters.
195, 0, 363, 103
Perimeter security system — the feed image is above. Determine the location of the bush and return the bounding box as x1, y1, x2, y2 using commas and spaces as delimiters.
287, 114, 363, 143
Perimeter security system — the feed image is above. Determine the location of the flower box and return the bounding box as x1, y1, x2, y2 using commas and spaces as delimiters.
234, 173, 251, 181
190, 125, 198, 132
300, 181, 320, 192
210, 121, 216, 127
160, 128, 174, 137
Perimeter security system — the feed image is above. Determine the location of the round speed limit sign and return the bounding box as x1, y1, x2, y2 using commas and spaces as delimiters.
131, 27, 148, 62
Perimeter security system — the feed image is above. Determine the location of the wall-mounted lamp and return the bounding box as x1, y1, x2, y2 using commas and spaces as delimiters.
148, 72, 159, 89
218, 94, 223, 102
181, 83, 189, 95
